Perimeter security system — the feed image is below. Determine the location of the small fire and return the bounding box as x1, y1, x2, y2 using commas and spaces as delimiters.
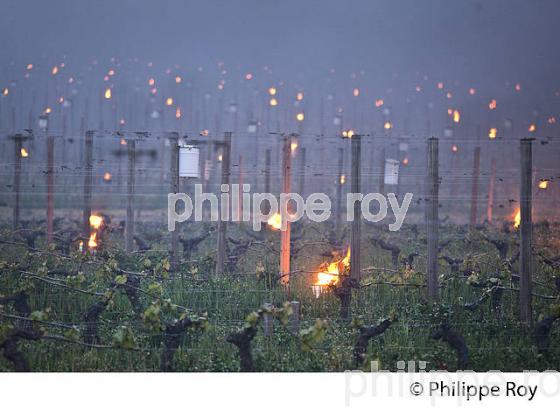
291, 141, 298, 152
89, 214, 103, 230
374, 99, 384, 108
340, 174, 346, 184
513, 209, 521, 229
384, 121, 393, 130
175, 107, 182, 119
453, 110, 460, 123
268, 87, 277, 96
269, 98, 278, 107
20, 148, 29, 158
103, 172, 112, 182
528, 124, 536, 133
315, 247, 351, 287
166, 97, 174, 106
538, 180, 549, 190
296, 92, 304, 101
267, 213, 282, 230
296, 112, 305, 122
88, 232, 98, 249
488, 99, 497, 110
488, 128, 497, 139
104, 88, 112, 99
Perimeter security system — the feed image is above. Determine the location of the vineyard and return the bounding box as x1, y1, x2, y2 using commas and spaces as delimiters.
1, 205, 560, 371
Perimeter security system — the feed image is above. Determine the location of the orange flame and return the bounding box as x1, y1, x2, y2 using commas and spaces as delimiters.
513, 209, 521, 229
88, 232, 98, 249
315, 248, 351, 286
538, 180, 549, 190
89, 214, 103, 230
20, 148, 29, 158
267, 213, 282, 230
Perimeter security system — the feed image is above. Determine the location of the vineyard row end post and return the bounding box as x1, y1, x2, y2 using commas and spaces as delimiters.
215, 131, 232, 275
426, 137, 439, 300
279, 134, 292, 289
83, 130, 94, 241
519, 138, 533, 325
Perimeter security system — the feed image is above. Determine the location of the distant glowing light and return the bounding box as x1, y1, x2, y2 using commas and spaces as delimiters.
453, 110, 460, 123
44, 107, 52, 114
150, 87, 157, 95
538, 179, 549, 190
218, 154, 223, 162
296, 112, 305, 122
175, 107, 181, 118
515, 83, 522, 92
108, 69, 115, 76
375, 99, 384, 108
296, 92, 304, 101
2, 88, 8, 96
446, 92, 453, 99
384, 121, 393, 130
469, 88, 476, 96
353, 88, 360, 97
268, 87, 277, 96
488, 99, 497, 110
340, 174, 346, 184
103, 172, 112, 182
447, 108, 453, 116
415, 85, 422, 92
547, 116, 556, 124
488, 128, 497, 139
20, 148, 29, 158
245, 73, 253, 80
528, 124, 536, 133
291, 141, 298, 152
402, 157, 409, 165
119, 118, 126, 125
175, 76, 182, 84
26, 63, 33, 70
166, 97, 173, 106
200, 129, 209, 137
342, 130, 354, 138
269, 98, 278, 107
437, 82, 444, 89
120, 138, 127, 146
451, 144, 458, 153
148, 78, 155, 86
51, 66, 59, 75
104, 88, 112, 99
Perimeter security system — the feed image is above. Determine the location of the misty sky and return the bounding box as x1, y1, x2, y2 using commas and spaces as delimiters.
2, 0, 560, 88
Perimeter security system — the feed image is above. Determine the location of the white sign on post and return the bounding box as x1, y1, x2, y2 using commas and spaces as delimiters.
179, 144, 200, 178
384, 159, 400, 186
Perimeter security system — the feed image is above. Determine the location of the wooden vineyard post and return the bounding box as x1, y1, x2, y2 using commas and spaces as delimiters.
487, 157, 496, 223
335, 147, 344, 233
46, 135, 55, 244
215, 132, 232, 275
350, 134, 361, 281
279, 134, 292, 288
125, 138, 136, 253
289, 300, 300, 334
298, 147, 306, 197
470, 135, 481, 227
426, 137, 439, 300
11, 134, 25, 230
169, 132, 179, 271
83, 130, 94, 240
263, 149, 271, 214
519, 138, 533, 325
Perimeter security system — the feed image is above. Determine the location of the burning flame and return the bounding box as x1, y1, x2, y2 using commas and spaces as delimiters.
296, 92, 304, 101
488, 128, 497, 139
88, 232, 98, 249
20, 148, 29, 158
267, 213, 282, 230
488, 99, 497, 110
269, 98, 278, 107
104, 88, 112, 99
453, 110, 460, 123
166, 97, 174, 106
291, 141, 298, 152
340, 174, 346, 184
315, 247, 351, 286
296, 112, 305, 122
384, 121, 393, 130
89, 214, 103, 230
268, 87, 277, 96
175, 107, 182, 119
538, 180, 549, 190
528, 124, 536, 133
513, 209, 521, 229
